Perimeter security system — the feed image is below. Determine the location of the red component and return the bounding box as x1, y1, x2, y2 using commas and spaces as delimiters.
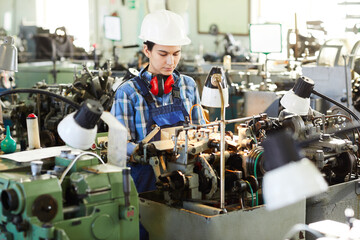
27, 113, 37, 119
91, 143, 97, 150
150, 76, 159, 95
164, 75, 174, 94
127, 210, 135, 218
150, 75, 174, 96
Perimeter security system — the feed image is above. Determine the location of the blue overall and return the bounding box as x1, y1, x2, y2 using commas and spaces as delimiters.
130, 71, 190, 240
130, 70, 190, 193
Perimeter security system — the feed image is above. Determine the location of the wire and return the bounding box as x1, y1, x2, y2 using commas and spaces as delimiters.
244, 180, 254, 207
253, 151, 263, 206
312, 89, 360, 121
189, 103, 210, 124
253, 152, 263, 179
59, 152, 105, 184
249, 127, 258, 145
0, 88, 80, 110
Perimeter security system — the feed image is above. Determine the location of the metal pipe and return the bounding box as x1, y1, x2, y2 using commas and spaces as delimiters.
213, 74, 226, 211
225, 115, 262, 124
190, 122, 220, 128
123, 167, 131, 207
182, 115, 263, 131
63, 205, 81, 214
183, 201, 225, 216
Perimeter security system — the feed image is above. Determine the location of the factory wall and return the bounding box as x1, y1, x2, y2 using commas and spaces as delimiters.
87, 0, 254, 65
88, 0, 144, 65
1, 0, 352, 65
0, 0, 254, 65
0, 0, 37, 35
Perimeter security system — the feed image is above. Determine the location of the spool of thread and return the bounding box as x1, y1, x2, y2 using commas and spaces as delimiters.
26, 113, 41, 149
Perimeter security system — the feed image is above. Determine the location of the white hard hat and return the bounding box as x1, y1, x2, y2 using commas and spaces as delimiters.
139, 9, 191, 46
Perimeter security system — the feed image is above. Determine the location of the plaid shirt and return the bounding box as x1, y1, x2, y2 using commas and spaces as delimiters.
111, 70, 205, 144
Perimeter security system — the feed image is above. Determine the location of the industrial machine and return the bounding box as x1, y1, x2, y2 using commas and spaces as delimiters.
135, 98, 359, 239
0, 148, 139, 240
138, 110, 358, 204
4, 63, 116, 149
18, 25, 94, 63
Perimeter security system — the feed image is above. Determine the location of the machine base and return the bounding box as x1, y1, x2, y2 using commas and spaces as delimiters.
139, 191, 306, 240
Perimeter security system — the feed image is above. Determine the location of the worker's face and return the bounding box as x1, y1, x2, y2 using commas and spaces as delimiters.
144, 44, 181, 76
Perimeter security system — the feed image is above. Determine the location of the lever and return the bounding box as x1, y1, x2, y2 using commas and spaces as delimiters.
122, 167, 131, 207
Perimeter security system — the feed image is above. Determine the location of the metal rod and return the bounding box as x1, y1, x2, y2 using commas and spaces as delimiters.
225, 115, 262, 124
220, 120, 225, 210
214, 74, 226, 211
182, 115, 262, 131
342, 55, 350, 108
63, 205, 81, 214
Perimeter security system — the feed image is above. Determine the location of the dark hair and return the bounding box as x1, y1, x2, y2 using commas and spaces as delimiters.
144, 41, 155, 51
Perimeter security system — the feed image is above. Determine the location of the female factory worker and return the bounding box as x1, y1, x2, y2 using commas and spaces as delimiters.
111, 9, 205, 194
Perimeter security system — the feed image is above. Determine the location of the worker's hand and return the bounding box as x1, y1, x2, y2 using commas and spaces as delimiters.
128, 142, 146, 163
127, 142, 138, 162
129, 144, 140, 163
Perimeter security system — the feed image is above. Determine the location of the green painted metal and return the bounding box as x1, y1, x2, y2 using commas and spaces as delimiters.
0, 155, 139, 239
55, 155, 99, 173
15, 61, 83, 88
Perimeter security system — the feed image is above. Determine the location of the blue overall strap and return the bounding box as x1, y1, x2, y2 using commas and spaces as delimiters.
171, 84, 190, 121
147, 78, 189, 128
134, 69, 189, 132
128, 74, 157, 195
133, 75, 158, 132
133, 75, 156, 107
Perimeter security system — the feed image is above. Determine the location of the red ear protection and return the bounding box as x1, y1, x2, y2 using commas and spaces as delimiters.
150, 75, 174, 96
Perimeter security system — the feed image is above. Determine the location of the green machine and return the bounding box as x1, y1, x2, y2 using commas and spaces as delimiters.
0, 150, 139, 240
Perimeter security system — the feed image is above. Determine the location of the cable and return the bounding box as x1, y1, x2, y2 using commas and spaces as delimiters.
312, 89, 359, 121
190, 103, 210, 124
0, 88, 80, 110
59, 152, 105, 184
251, 128, 258, 144
253, 152, 263, 179
253, 151, 263, 206
244, 180, 254, 207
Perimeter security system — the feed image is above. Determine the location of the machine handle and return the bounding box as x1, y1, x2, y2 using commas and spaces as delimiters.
122, 167, 131, 207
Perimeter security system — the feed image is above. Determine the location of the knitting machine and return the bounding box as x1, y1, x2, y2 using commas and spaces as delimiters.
0, 149, 139, 240
136, 107, 359, 239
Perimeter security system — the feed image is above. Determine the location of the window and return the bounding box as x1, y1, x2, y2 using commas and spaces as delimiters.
35, 0, 90, 51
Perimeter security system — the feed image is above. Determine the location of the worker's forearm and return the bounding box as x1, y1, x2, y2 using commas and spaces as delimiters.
127, 141, 137, 156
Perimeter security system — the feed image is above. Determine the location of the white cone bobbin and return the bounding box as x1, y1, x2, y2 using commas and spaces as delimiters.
26, 113, 41, 149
